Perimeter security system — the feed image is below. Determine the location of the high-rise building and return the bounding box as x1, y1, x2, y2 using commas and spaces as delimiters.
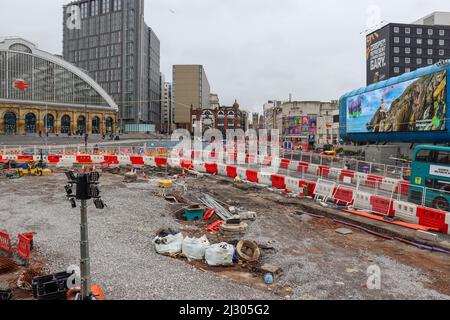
62, 0, 161, 131
252, 113, 259, 130
161, 81, 173, 133
366, 12, 450, 85
172, 65, 210, 130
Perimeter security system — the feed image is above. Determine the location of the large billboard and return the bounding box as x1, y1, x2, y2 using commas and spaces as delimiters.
282, 116, 317, 136
347, 70, 447, 134
366, 26, 390, 85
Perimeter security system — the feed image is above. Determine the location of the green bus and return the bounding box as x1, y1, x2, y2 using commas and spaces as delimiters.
409, 145, 450, 211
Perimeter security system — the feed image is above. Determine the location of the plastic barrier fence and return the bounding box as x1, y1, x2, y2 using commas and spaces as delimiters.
0, 231, 12, 255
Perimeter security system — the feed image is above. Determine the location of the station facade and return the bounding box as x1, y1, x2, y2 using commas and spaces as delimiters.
0, 38, 118, 135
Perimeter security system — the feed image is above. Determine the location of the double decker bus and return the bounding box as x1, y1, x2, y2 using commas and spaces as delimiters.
409, 145, 450, 212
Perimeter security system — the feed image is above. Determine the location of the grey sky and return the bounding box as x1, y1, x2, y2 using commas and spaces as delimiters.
0, 0, 449, 113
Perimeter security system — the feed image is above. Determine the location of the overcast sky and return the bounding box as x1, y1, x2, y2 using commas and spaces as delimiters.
1, 0, 449, 113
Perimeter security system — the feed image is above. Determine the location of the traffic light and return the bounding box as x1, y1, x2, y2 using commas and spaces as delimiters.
64, 170, 106, 209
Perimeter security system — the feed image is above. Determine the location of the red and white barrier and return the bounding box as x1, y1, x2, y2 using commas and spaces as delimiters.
353, 191, 373, 212
393, 201, 419, 224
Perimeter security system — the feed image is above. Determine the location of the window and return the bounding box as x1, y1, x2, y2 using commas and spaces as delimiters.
428, 39, 433, 45
405, 47, 411, 54
405, 37, 411, 44
394, 47, 400, 53
439, 50, 445, 56
417, 58, 422, 64
439, 30, 445, 36
113, 0, 122, 11
80, 2, 88, 18
405, 57, 411, 64
428, 59, 433, 65
394, 27, 399, 33
417, 48, 422, 54
439, 39, 445, 46
405, 27, 411, 34
417, 28, 423, 35
394, 37, 400, 43
90, 0, 99, 16
428, 49, 433, 55
428, 29, 434, 36
102, 0, 110, 13
394, 67, 400, 73
405, 67, 411, 73
416, 149, 432, 162
417, 38, 422, 45
394, 57, 400, 63
437, 151, 450, 165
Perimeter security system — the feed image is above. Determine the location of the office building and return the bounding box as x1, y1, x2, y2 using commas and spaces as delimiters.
63, 0, 161, 131
173, 65, 210, 130
366, 12, 450, 85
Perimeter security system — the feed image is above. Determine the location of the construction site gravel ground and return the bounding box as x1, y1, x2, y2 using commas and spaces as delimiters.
0, 171, 449, 300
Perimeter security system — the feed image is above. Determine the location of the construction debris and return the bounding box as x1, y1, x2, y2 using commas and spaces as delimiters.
205, 243, 235, 266
124, 171, 138, 183
335, 228, 353, 235
0, 256, 17, 275
220, 222, 248, 238
153, 230, 184, 255
182, 235, 210, 261
17, 267, 45, 291
236, 240, 260, 263
260, 264, 283, 276
199, 194, 233, 221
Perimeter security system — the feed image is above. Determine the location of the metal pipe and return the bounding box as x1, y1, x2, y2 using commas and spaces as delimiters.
80, 199, 91, 300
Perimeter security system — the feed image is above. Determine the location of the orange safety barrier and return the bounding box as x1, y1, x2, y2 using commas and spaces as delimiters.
0, 231, 12, 256
280, 159, 290, 170
398, 181, 410, 196
17, 155, 33, 162
298, 162, 309, 173
333, 187, 354, 206
416, 207, 448, 234
344, 209, 440, 232
47, 155, 62, 164
271, 174, 286, 190
103, 155, 119, 164
370, 196, 395, 217
76, 155, 93, 164
366, 175, 383, 189
155, 157, 167, 166
205, 163, 218, 174
181, 159, 193, 170
130, 156, 145, 166
226, 166, 237, 178
319, 165, 330, 177
246, 170, 259, 183
17, 233, 31, 262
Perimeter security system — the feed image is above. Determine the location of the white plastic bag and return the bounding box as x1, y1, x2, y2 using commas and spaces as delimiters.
182, 235, 210, 261
153, 232, 184, 255
205, 242, 235, 266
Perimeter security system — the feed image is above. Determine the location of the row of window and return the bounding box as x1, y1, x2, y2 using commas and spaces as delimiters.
393, 47, 446, 56
394, 57, 439, 65
394, 37, 446, 46
80, 0, 122, 19
393, 26, 446, 36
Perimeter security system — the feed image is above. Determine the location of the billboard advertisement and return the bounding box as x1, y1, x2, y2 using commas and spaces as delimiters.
366, 27, 390, 85
346, 70, 447, 134
282, 116, 317, 136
